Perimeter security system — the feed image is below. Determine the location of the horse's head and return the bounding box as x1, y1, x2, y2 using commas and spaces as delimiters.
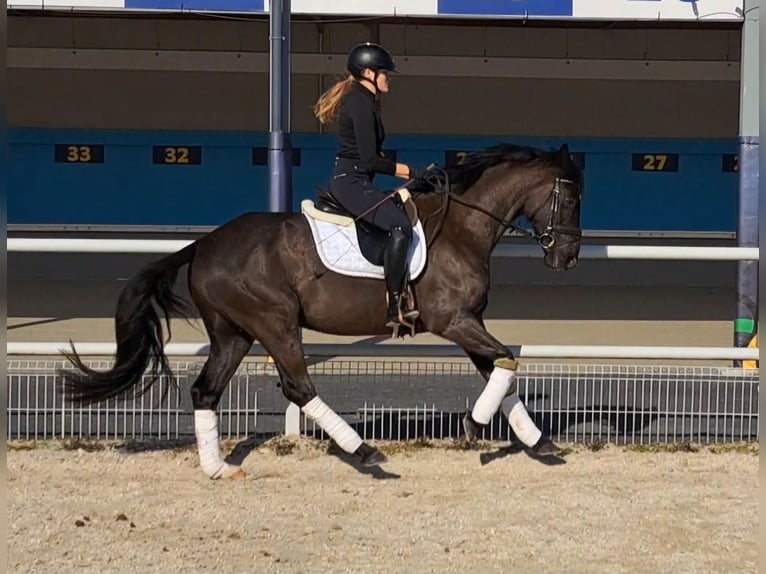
414, 142, 583, 271
522, 143, 583, 271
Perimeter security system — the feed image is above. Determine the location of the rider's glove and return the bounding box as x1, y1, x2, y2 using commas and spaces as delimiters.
408, 165, 430, 181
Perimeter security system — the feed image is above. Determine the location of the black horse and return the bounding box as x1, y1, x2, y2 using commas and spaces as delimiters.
59, 142, 583, 479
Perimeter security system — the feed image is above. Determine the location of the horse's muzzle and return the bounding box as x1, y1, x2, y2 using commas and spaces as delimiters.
544, 251, 579, 271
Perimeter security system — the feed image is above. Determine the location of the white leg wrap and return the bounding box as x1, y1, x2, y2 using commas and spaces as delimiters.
194, 410, 238, 479
471, 366, 516, 425
302, 396, 363, 454
500, 394, 542, 447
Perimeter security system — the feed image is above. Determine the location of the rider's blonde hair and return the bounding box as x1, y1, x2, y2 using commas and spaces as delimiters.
313, 75, 355, 125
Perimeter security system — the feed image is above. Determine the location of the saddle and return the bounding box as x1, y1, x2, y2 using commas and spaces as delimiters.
308, 186, 420, 267
300, 186, 427, 336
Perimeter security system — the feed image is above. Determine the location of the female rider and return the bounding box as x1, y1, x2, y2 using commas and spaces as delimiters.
313, 42, 430, 328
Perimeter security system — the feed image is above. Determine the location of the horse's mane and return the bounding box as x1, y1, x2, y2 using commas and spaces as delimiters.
417, 143, 573, 196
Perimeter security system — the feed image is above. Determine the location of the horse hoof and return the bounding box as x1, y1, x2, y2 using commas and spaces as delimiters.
361, 448, 388, 467
227, 469, 248, 480
462, 412, 481, 443
218, 464, 247, 480
532, 438, 561, 456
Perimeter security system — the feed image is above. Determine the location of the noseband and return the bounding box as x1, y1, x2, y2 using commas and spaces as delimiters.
418, 168, 582, 251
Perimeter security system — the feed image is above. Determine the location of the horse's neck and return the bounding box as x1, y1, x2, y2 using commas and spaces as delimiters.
444, 170, 527, 256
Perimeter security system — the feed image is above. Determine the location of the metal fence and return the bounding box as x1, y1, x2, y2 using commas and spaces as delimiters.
6, 359, 759, 445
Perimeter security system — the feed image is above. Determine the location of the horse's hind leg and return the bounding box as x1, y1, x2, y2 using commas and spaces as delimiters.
190, 307, 254, 479
259, 323, 387, 467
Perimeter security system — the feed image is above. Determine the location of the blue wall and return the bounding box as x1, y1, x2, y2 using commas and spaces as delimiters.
8, 128, 739, 232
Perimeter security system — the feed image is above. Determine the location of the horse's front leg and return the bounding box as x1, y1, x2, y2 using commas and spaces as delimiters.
438, 315, 559, 455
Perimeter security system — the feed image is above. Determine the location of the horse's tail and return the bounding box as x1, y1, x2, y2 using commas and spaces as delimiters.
58, 242, 198, 405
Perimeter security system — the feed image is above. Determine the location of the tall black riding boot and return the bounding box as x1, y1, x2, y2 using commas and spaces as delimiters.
384, 227, 419, 327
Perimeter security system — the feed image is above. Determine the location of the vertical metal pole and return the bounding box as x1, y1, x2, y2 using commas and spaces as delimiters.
734, 0, 759, 363
269, 0, 292, 213
268, 0, 300, 433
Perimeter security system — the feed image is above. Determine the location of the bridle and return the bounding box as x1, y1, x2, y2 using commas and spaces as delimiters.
514, 175, 582, 249
416, 166, 582, 251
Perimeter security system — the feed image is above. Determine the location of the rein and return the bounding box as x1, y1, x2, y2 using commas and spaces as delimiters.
415, 166, 581, 251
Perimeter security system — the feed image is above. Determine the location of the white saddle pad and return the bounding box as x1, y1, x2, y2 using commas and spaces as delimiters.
301, 199, 428, 281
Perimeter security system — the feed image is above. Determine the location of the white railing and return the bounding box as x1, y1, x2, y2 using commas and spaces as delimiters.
5, 237, 760, 260
7, 238, 759, 363
7, 341, 758, 438
6, 342, 759, 361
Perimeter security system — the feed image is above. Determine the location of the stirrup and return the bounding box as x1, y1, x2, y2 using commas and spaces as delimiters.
385, 307, 419, 327
385, 290, 419, 337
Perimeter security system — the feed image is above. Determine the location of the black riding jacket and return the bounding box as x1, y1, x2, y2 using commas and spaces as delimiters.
335, 81, 397, 177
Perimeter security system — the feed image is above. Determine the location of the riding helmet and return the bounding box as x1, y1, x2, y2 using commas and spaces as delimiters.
347, 42, 397, 77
